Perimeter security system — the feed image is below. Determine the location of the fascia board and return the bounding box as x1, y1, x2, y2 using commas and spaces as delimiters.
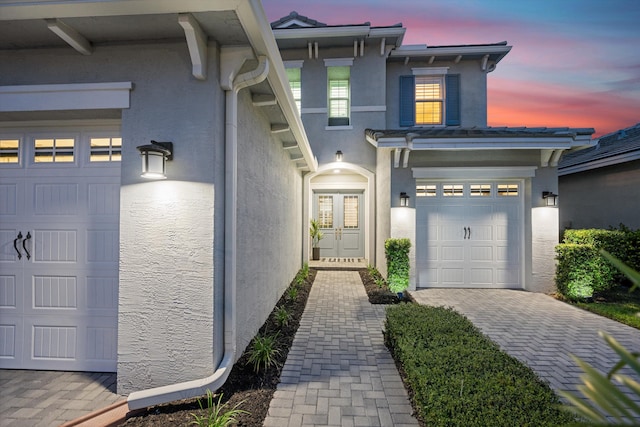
236, 0, 317, 172
0, 0, 245, 20
390, 44, 512, 58
369, 27, 406, 46
273, 26, 371, 40
558, 151, 640, 176
372, 137, 576, 150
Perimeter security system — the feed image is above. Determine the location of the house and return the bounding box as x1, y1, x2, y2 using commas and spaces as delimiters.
270, 11, 593, 293
559, 123, 640, 231
0, 1, 594, 410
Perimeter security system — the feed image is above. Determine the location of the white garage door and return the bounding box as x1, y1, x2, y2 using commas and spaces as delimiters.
0, 124, 120, 372
416, 181, 523, 288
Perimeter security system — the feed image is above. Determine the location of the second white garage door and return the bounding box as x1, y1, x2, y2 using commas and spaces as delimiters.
416, 181, 523, 288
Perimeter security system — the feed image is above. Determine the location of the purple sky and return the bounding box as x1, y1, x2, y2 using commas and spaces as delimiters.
263, 0, 640, 137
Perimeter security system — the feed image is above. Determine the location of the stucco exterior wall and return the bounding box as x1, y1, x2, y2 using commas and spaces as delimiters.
116, 42, 223, 394
530, 166, 559, 293
376, 149, 392, 276
385, 60, 488, 128
235, 88, 303, 355
559, 160, 640, 231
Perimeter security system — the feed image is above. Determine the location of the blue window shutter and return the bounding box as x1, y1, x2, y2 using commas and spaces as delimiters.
445, 74, 461, 126
399, 75, 415, 127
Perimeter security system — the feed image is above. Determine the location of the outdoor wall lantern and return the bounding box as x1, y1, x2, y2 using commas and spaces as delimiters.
137, 140, 173, 179
542, 191, 558, 206
335, 150, 343, 162
400, 192, 410, 207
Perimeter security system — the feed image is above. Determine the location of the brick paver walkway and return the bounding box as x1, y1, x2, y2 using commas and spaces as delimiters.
0, 369, 122, 426
412, 289, 640, 411
264, 270, 419, 427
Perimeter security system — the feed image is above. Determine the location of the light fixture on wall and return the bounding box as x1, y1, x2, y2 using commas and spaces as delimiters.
335, 150, 343, 162
137, 141, 173, 179
400, 192, 410, 207
542, 191, 558, 206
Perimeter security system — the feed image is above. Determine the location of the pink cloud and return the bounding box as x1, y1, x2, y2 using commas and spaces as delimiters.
488, 78, 640, 136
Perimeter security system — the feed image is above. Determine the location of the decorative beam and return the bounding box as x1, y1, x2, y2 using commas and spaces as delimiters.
46, 19, 92, 55
404, 56, 409, 65
393, 148, 402, 168
402, 149, 411, 168
178, 13, 207, 80
271, 124, 290, 133
481, 54, 489, 71
308, 42, 313, 59
360, 39, 364, 57
282, 141, 298, 150
354, 40, 358, 57
454, 55, 462, 64
290, 153, 304, 161
252, 93, 277, 106
380, 38, 386, 56
428, 56, 435, 64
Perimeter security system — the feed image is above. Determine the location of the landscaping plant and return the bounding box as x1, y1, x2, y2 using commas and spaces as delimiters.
560, 251, 640, 425
385, 303, 576, 426
384, 238, 411, 295
247, 332, 281, 373
274, 305, 291, 328
189, 390, 248, 427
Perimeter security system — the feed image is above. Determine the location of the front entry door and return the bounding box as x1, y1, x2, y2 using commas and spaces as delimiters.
314, 192, 364, 258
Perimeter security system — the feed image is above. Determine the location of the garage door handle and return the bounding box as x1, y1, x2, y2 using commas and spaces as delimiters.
14, 231, 23, 259
463, 227, 468, 239
468, 227, 471, 239
23, 232, 32, 260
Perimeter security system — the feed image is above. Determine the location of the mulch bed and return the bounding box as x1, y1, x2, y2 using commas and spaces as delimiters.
120, 267, 404, 426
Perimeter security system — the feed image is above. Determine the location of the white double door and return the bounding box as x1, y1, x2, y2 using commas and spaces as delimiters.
314, 192, 364, 258
416, 182, 523, 288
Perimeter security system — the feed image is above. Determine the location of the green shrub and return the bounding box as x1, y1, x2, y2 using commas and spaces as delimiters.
556, 244, 616, 300
385, 238, 411, 294
247, 333, 280, 373
385, 304, 576, 426
274, 306, 291, 328
190, 390, 248, 427
287, 286, 298, 301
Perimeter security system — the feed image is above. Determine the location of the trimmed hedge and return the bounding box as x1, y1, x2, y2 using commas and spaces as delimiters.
556, 244, 615, 300
385, 304, 575, 426
556, 227, 640, 300
385, 238, 411, 294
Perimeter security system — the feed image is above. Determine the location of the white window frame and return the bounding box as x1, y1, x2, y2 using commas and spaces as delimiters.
324, 58, 353, 128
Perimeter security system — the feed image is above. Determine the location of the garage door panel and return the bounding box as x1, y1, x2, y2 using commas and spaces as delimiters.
469, 225, 492, 241
469, 268, 493, 285
87, 277, 118, 310
87, 229, 119, 262
0, 275, 17, 308
442, 245, 464, 261
470, 245, 493, 261
0, 229, 20, 261
0, 323, 17, 359
34, 183, 79, 216
0, 184, 18, 216
88, 183, 119, 216
33, 230, 78, 262
442, 268, 464, 285
497, 268, 520, 286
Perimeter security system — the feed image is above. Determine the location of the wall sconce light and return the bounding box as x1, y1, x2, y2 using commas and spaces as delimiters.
400, 192, 410, 207
137, 141, 173, 179
335, 150, 343, 162
542, 191, 558, 206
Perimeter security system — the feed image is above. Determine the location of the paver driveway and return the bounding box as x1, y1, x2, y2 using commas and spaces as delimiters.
412, 289, 640, 411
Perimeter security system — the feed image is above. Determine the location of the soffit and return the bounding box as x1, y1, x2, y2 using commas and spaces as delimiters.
0, 11, 249, 50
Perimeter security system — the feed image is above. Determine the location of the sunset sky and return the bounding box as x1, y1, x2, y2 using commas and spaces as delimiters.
263, 0, 640, 137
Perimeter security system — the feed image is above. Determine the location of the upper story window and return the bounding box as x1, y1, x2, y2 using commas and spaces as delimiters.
324, 58, 353, 127
415, 76, 444, 125
284, 60, 304, 113
399, 69, 460, 127
327, 66, 350, 126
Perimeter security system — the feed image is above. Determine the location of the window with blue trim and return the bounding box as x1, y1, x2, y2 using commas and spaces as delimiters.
399, 74, 460, 127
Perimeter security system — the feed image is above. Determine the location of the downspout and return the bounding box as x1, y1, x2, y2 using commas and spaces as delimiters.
127, 55, 270, 411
